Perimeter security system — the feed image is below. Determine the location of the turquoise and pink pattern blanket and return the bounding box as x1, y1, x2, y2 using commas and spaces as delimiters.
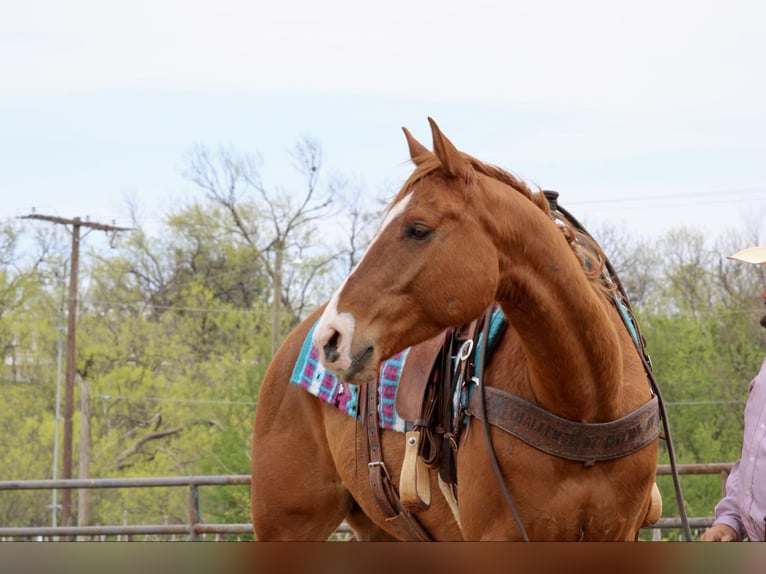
289, 322, 411, 432
289, 307, 508, 432
289, 300, 641, 433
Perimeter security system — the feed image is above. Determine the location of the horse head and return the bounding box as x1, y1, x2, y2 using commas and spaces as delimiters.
312, 118, 531, 383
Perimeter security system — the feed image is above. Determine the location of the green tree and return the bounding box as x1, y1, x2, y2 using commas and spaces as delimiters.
625, 227, 766, 539
0, 220, 67, 527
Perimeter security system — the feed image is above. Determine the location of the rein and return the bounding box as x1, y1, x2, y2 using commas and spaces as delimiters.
360, 382, 433, 540
471, 308, 531, 541
547, 191, 692, 541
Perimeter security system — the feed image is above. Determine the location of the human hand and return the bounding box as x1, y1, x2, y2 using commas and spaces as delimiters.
700, 523, 738, 542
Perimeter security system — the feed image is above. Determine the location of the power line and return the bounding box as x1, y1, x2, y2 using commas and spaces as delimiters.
565, 189, 766, 214
565, 187, 766, 207
97, 394, 257, 406
83, 301, 283, 315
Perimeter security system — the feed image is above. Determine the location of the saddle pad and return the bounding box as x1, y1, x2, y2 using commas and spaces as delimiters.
289, 307, 509, 433
288, 298, 640, 434
289, 322, 411, 432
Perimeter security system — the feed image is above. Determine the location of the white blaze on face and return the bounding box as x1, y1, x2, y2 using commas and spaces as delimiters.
312, 192, 413, 369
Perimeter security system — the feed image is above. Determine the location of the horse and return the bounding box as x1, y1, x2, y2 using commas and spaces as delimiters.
251, 118, 660, 541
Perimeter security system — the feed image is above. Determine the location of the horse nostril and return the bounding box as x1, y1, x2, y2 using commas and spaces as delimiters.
323, 330, 341, 364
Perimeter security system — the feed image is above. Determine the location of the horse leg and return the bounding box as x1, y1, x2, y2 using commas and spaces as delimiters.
251, 309, 357, 540
251, 382, 352, 540
252, 384, 396, 540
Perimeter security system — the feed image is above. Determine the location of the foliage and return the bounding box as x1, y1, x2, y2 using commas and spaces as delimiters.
0, 139, 380, 537
2, 144, 764, 541
600, 226, 766, 540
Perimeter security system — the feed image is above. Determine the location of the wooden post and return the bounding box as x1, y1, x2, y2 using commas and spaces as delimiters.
61, 218, 81, 528
78, 378, 91, 535
18, 214, 132, 530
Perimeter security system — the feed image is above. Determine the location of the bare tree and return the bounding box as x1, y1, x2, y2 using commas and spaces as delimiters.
587, 222, 659, 307
183, 139, 342, 352
336, 180, 386, 274
655, 228, 717, 316
715, 215, 766, 308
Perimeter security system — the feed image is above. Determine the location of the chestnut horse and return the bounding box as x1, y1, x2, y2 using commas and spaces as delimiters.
251, 119, 659, 541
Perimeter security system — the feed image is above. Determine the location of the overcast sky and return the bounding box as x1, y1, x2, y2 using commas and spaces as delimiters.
2, 0, 766, 246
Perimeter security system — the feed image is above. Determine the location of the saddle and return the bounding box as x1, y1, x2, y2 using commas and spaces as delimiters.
361, 317, 488, 539
363, 305, 662, 540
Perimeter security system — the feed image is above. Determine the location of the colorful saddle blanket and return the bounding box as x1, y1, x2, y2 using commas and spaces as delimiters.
289, 307, 509, 432
289, 296, 642, 432
289, 322, 411, 431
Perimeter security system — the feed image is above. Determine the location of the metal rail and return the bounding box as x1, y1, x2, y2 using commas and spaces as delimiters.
652, 463, 733, 533
0, 474, 251, 490
0, 474, 253, 541
0, 464, 734, 540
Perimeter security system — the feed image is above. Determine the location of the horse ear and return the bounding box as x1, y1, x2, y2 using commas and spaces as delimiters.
402, 127, 431, 165
428, 117, 470, 179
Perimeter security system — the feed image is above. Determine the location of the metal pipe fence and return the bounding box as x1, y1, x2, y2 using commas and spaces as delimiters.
0, 475, 254, 541
0, 463, 733, 541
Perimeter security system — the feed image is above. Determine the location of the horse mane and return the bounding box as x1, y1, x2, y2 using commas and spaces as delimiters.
396, 153, 614, 296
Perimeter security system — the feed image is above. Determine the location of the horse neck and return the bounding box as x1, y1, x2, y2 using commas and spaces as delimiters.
490, 202, 623, 422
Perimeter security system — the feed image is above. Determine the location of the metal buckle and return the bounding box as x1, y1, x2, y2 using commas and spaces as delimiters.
458, 339, 473, 361
368, 460, 391, 481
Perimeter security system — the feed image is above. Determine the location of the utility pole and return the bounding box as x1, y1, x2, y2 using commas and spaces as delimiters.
77, 378, 91, 538
50, 268, 66, 528
20, 214, 132, 529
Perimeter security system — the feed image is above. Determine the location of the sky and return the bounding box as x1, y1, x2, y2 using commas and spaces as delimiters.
2, 0, 766, 247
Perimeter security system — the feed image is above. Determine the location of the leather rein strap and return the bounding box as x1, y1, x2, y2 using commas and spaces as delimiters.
470, 308, 530, 541
360, 382, 432, 541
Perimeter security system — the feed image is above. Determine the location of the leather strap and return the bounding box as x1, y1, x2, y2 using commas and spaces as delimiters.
399, 430, 431, 512
468, 387, 660, 464
360, 383, 432, 541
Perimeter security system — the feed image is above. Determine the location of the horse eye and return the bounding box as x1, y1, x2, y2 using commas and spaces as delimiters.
404, 223, 433, 241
